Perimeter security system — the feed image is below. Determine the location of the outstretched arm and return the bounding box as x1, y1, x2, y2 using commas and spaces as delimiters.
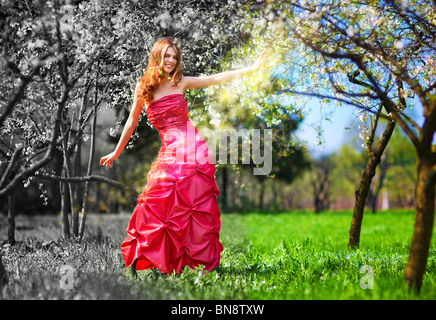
100, 84, 143, 169
183, 51, 268, 90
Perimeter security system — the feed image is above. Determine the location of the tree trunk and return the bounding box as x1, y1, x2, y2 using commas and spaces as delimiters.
367, 188, 376, 213
313, 158, 330, 213
79, 83, 98, 240
60, 178, 71, 238
381, 190, 389, 210
60, 123, 78, 236
370, 151, 388, 213
7, 194, 15, 245
259, 181, 264, 211
348, 154, 380, 248
404, 156, 436, 293
74, 138, 83, 219
78, 177, 89, 239
1, 151, 21, 245
313, 183, 322, 213
348, 119, 395, 249
0, 250, 7, 291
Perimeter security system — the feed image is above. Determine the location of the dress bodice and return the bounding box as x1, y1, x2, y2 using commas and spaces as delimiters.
146, 94, 189, 131
145, 93, 213, 167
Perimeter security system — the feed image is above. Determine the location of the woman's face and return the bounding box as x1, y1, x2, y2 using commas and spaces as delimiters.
162, 46, 178, 76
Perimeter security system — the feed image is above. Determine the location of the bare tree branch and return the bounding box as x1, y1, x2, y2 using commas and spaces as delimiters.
35, 173, 123, 188
0, 147, 23, 189
276, 88, 392, 120
0, 52, 53, 127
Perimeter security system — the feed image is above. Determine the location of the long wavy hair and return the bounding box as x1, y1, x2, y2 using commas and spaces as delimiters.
137, 37, 182, 106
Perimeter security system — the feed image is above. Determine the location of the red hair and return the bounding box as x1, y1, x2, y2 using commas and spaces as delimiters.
137, 37, 183, 106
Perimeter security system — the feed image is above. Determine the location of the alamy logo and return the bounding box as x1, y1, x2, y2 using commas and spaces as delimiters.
163, 125, 272, 175
59, 264, 75, 290
359, 265, 374, 289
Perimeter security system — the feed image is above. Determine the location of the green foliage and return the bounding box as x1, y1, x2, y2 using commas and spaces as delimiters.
384, 126, 416, 207
326, 124, 417, 209
329, 143, 366, 200
1, 210, 435, 299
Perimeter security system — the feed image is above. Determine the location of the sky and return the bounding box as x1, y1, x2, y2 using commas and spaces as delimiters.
295, 100, 354, 157
296, 97, 424, 158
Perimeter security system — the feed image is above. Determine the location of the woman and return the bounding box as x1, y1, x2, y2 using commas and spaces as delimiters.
100, 37, 267, 276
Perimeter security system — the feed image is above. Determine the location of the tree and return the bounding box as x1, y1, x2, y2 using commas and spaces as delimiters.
329, 143, 365, 209
0, 0, 130, 239
1, 0, 75, 238
195, 11, 311, 211
384, 125, 417, 208
261, 0, 435, 292
348, 106, 396, 248
0, 251, 7, 292
312, 155, 332, 213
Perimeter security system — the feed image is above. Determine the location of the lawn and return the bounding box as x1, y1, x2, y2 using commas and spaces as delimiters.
1, 210, 435, 300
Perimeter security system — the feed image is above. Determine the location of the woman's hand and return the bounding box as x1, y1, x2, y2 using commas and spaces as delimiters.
251, 50, 269, 71
100, 151, 119, 169
182, 50, 270, 90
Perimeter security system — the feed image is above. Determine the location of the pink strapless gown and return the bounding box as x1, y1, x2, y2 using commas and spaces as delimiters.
120, 94, 223, 274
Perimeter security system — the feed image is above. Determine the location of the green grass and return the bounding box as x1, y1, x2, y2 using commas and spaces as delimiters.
1, 210, 435, 299
219, 210, 436, 299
